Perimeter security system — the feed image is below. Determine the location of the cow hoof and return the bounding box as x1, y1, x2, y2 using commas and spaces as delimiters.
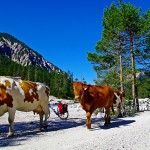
36, 128, 42, 132
86, 125, 91, 129
7, 132, 14, 137
44, 126, 48, 130
104, 123, 108, 127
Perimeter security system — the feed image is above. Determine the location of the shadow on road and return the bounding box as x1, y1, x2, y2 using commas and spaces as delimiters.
0, 116, 135, 147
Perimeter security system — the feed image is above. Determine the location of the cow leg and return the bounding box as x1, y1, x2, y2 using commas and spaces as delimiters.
104, 107, 110, 126
44, 106, 50, 129
39, 113, 43, 131
41, 104, 50, 129
86, 112, 91, 129
7, 109, 16, 137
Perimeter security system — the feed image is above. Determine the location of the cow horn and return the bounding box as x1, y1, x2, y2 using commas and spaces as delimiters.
84, 88, 88, 90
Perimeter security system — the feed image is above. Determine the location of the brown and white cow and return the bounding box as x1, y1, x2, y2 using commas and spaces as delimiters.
0, 76, 50, 137
72, 82, 124, 129
113, 90, 125, 117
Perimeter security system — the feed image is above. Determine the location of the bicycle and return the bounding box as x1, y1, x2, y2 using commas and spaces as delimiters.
49, 102, 69, 119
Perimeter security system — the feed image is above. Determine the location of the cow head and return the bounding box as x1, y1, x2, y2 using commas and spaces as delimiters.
113, 90, 125, 105
72, 82, 88, 101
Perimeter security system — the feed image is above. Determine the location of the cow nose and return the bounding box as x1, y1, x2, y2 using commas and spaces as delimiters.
75, 95, 80, 100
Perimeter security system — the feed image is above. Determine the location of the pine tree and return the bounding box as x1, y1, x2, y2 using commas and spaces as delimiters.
119, 1, 150, 111
87, 0, 150, 113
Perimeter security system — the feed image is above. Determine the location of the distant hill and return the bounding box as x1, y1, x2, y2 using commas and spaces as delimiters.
0, 32, 61, 72
0, 33, 74, 99
136, 71, 150, 79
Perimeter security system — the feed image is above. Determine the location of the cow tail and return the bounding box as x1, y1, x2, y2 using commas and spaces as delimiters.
111, 105, 115, 114
48, 108, 50, 119
47, 87, 50, 119
47, 100, 51, 119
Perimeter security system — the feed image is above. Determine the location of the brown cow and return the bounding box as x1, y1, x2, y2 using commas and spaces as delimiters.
73, 82, 124, 129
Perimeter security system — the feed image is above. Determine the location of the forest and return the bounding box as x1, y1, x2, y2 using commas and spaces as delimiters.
0, 53, 74, 99
0, 50, 149, 102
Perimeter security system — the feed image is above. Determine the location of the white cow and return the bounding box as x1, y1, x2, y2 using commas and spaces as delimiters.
0, 76, 50, 137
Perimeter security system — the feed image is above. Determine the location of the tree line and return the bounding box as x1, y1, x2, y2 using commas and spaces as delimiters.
0, 53, 74, 99
87, 0, 150, 112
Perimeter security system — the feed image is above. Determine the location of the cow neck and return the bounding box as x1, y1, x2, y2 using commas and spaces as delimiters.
80, 86, 90, 105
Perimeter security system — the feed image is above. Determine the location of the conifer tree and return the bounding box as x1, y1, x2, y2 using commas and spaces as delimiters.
87, 0, 150, 113
119, 1, 150, 111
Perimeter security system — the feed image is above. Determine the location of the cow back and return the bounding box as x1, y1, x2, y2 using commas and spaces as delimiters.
0, 76, 50, 113
19, 80, 39, 103
83, 85, 114, 108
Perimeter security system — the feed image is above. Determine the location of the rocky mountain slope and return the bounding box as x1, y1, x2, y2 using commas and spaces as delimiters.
0, 33, 61, 72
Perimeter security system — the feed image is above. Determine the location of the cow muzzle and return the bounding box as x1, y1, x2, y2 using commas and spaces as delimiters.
74, 95, 80, 100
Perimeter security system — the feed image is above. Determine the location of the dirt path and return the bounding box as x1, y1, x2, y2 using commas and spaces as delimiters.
0, 106, 150, 150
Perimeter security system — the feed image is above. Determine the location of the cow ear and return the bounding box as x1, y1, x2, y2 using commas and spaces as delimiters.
121, 91, 125, 97
84, 88, 88, 90
83, 84, 88, 91
119, 91, 125, 97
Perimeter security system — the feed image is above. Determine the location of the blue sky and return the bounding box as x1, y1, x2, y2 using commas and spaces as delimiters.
0, 0, 149, 84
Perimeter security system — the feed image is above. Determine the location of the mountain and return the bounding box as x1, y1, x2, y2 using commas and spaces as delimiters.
136, 71, 150, 79
0, 33, 61, 72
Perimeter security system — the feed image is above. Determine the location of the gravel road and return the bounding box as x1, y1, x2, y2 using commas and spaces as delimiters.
0, 104, 150, 150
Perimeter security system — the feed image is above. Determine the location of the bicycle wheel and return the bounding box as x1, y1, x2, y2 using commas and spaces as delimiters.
58, 111, 69, 120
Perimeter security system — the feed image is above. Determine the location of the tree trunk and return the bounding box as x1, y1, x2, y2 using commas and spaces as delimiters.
130, 34, 139, 112
118, 35, 125, 117
119, 54, 126, 116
